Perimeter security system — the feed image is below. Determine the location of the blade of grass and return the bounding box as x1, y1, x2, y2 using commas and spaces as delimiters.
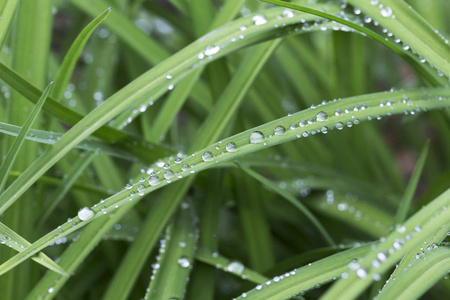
144, 202, 198, 299
394, 141, 429, 224
0, 81, 53, 192
376, 246, 450, 300
0, 0, 19, 49
236, 162, 334, 246
51, 7, 111, 100
0, 222, 66, 275
1, 88, 449, 277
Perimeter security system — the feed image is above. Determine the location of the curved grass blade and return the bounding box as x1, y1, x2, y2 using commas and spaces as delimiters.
0, 62, 172, 161
144, 202, 197, 300
320, 188, 450, 300
0, 88, 449, 276
0, 81, 53, 192
0, 6, 347, 216
0, 0, 19, 49
38, 153, 95, 227
236, 162, 335, 246
52, 7, 111, 100
376, 246, 450, 300
236, 243, 373, 299
195, 248, 268, 284
345, 0, 450, 78
0, 122, 139, 162
0, 222, 66, 276
394, 142, 429, 225
261, 0, 443, 86
309, 192, 393, 238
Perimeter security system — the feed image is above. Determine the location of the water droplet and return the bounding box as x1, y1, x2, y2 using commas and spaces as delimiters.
166, 73, 172, 79
168, 84, 174, 90
252, 15, 267, 26
204, 45, 220, 56
148, 176, 161, 186
164, 171, 174, 179
48, 287, 54, 293
78, 207, 94, 221
227, 261, 244, 274
335, 122, 344, 130
377, 252, 387, 262
250, 131, 264, 143
282, 9, 294, 18
274, 126, 286, 135
356, 268, 368, 279
380, 6, 392, 18
125, 183, 132, 190
181, 164, 189, 171
226, 142, 237, 152
202, 151, 214, 162
177, 256, 190, 268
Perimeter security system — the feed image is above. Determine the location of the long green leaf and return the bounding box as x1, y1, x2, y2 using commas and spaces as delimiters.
0, 81, 53, 192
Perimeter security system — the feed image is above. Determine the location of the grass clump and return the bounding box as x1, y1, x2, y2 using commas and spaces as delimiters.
0, 0, 449, 299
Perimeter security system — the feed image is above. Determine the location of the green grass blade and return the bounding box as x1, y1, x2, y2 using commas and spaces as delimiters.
237, 243, 373, 299
261, 0, 443, 86
394, 141, 429, 225
37, 153, 95, 226
0, 222, 66, 276
1, 88, 449, 277
236, 162, 335, 246
0, 81, 53, 192
345, 0, 450, 78
321, 188, 450, 300
52, 8, 111, 100
0, 122, 139, 162
376, 246, 450, 300
195, 248, 268, 284
0, 0, 19, 49
144, 203, 198, 299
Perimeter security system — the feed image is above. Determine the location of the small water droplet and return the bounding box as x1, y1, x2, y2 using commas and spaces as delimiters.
227, 261, 244, 274
380, 6, 392, 18
78, 207, 94, 221
252, 14, 267, 26
250, 131, 264, 143
274, 126, 286, 135
177, 256, 190, 268
204, 45, 220, 56
164, 171, 174, 179
282, 9, 294, 18
226, 142, 237, 152
202, 151, 214, 162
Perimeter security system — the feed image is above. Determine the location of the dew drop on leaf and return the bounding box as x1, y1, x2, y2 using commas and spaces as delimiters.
226, 261, 244, 274
252, 15, 267, 26
380, 6, 392, 18
177, 256, 190, 268
316, 111, 328, 121
250, 131, 264, 143
78, 207, 94, 221
274, 126, 286, 135
226, 142, 237, 152
202, 151, 213, 161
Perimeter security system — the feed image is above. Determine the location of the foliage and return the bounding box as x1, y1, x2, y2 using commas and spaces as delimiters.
0, 0, 449, 299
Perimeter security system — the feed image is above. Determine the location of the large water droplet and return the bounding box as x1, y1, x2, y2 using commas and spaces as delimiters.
202, 151, 214, 162
204, 45, 220, 56
335, 122, 344, 130
164, 171, 174, 179
252, 15, 267, 26
227, 261, 244, 274
356, 268, 368, 279
226, 142, 237, 152
380, 6, 392, 17
177, 256, 190, 268
274, 126, 286, 135
250, 131, 264, 143
78, 207, 94, 221
316, 111, 328, 122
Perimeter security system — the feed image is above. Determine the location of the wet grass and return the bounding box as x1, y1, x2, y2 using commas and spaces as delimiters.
0, 0, 449, 299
